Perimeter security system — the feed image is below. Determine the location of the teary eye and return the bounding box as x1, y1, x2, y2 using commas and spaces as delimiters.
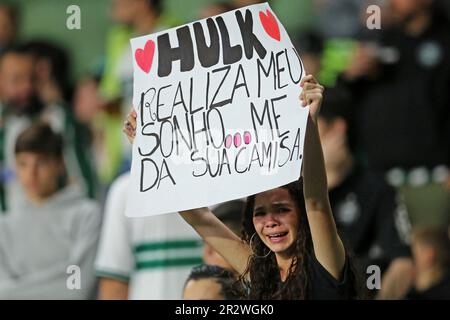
273, 203, 291, 213
253, 208, 265, 217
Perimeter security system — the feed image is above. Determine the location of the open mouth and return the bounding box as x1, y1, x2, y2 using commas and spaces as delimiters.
267, 232, 288, 242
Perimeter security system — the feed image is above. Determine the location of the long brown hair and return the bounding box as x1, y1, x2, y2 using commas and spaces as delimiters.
238, 179, 359, 299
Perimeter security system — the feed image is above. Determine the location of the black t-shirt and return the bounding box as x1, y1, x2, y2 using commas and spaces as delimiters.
329, 167, 411, 271
272, 255, 352, 300
307, 254, 352, 299
338, 13, 450, 170
405, 273, 450, 300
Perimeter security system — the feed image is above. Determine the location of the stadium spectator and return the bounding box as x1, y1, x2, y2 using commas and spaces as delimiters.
183, 264, 239, 300
319, 87, 413, 299
338, 0, 450, 229
405, 227, 450, 299
0, 46, 42, 212
95, 172, 203, 300
24, 40, 97, 198
0, 123, 100, 299
0, 4, 19, 53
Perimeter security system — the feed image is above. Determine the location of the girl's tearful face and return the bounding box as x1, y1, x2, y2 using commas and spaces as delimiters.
253, 187, 299, 257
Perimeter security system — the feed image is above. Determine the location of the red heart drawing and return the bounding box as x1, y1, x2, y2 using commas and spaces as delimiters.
135, 40, 155, 74
259, 9, 280, 42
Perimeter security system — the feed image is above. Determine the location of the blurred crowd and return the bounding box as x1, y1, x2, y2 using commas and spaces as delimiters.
0, 0, 449, 300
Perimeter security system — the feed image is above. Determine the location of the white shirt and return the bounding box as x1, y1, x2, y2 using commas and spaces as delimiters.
95, 173, 203, 299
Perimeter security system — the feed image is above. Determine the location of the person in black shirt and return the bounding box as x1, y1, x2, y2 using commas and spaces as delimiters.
337, 0, 450, 228
405, 227, 450, 299
318, 87, 413, 299
340, 0, 450, 172
124, 76, 359, 299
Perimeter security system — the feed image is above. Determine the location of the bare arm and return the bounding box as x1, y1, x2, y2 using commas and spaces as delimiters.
376, 257, 413, 300
179, 208, 252, 275
300, 76, 346, 280
98, 278, 129, 300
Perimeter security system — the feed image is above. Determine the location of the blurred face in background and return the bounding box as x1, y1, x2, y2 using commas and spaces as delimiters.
389, 0, 433, 21
73, 77, 104, 124
0, 6, 17, 47
411, 239, 434, 274
111, 0, 155, 26
0, 52, 35, 112
15, 152, 64, 203
317, 116, 349, 170
111, 0, 140, 25
410, 231, 445, 276
183, 278, 225, 300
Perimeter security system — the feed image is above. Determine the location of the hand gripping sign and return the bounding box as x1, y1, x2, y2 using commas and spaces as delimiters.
126, 2, 307, 217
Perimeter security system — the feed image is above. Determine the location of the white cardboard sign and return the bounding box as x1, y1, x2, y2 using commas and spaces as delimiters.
126, 2, 308, 217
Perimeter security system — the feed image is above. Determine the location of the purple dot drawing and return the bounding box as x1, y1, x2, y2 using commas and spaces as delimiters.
234, 133, 242, 148
244, 131, 252, 144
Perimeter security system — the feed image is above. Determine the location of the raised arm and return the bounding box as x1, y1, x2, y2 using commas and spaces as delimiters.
179, 208, 251, 275
300, 75, 346, 280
